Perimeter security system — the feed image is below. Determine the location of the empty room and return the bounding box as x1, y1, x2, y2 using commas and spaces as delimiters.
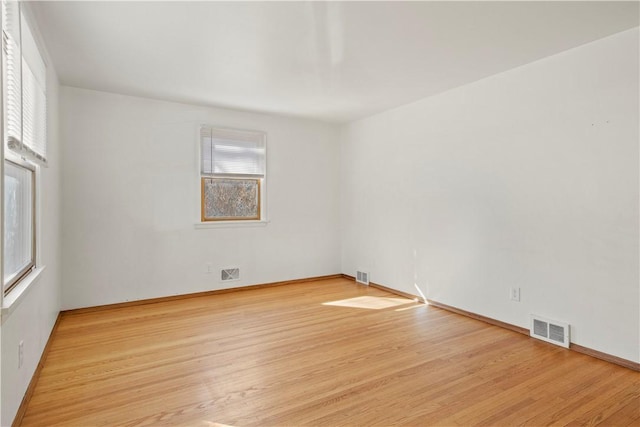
0, 1, 638, 426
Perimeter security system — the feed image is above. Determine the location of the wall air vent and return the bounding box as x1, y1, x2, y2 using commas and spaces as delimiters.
356, 271, 369, 285
530, 314, 570, 348
221, 268, 240, 282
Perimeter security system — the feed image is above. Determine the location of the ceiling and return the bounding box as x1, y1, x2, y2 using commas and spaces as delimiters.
31, 1, 639, 124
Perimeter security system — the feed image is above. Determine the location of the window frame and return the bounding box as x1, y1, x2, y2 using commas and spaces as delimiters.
1, 0, 47, 297
198, 125, 267, 224
3, 155, 35, 295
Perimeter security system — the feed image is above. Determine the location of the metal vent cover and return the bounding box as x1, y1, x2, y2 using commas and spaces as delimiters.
356, 271, 369, 285
221, 268, 240, 282
549, 324, 565, 343
533, 319, 548, 338
530, 314, 570, 348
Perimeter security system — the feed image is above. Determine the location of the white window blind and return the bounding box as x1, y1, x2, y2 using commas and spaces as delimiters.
201, 126, 266, 177
2, 0, 47, 166
2, 0, 20, 145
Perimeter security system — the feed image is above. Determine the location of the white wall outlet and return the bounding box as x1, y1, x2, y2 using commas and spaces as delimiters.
204, 263, 212, 274
510, 287, 521, 302
18, 341, 24, 369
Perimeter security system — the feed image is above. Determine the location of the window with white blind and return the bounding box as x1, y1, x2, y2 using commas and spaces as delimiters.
2, 0, 47, 294
200, 126, 266, 222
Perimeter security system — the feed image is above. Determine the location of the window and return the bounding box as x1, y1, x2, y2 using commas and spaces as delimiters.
2, 0, 47, 294
3, 159, 33, 293
200, 126, 266, 221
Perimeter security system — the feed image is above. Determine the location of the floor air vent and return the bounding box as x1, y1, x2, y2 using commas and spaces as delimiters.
221, 268, 240, 282
530, 315, 570, 348
356, 271, 369, 285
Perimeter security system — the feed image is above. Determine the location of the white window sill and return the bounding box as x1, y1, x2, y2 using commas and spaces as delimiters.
194, 220, 270, 229
1, 266, 46, 324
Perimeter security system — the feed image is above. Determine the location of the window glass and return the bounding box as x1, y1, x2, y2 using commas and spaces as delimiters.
3, 160, 34, 291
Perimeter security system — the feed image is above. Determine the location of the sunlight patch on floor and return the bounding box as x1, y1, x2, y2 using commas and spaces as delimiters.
323, 296, 414, 310
198, 422, 235, 427
395, 303, 425, 312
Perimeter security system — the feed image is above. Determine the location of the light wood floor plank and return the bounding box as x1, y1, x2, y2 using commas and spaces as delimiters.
20, 278, 640, 426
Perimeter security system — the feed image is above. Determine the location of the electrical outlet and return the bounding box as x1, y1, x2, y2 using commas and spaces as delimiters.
510, 287, 521, 302
18, 341, 24, 369
204, 263, 212, 274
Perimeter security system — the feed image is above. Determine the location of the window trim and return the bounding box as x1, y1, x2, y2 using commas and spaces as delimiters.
194, 220, 270, 229
1, 265, 44, 322
3, 155, 35, 295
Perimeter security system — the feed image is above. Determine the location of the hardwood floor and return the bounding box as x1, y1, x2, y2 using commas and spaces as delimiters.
20, 278, 639, 426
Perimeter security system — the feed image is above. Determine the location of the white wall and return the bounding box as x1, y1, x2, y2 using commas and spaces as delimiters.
60, 87, 341, 310
0, 8, 62, 425
340, 28, 639, 363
